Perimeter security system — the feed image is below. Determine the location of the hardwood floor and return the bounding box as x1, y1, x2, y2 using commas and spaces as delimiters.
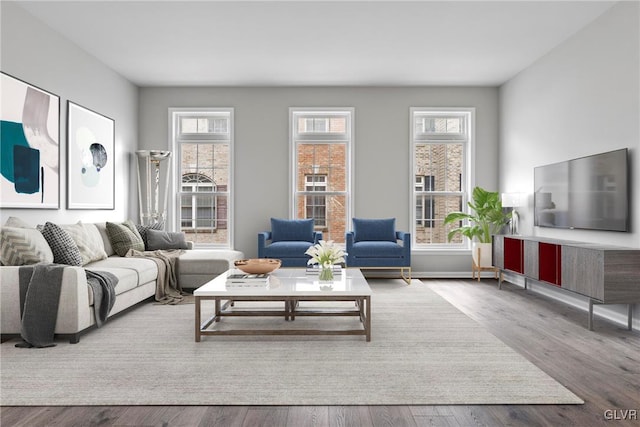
2, 278, 639, 426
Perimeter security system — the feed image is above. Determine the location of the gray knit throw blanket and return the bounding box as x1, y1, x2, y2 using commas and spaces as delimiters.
17, 264, 65, 348
17, 265, 118, 348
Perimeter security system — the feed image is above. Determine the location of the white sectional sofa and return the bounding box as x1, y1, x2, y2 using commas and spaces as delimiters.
0, 222, 243, 343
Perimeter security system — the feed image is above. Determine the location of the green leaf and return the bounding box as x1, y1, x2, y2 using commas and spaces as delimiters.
444, 186, 512, 243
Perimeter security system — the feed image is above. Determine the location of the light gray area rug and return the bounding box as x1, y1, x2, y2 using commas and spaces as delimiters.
0, 280, 583, 406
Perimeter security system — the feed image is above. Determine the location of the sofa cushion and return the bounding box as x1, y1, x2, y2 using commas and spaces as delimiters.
263, 241, 314, 258
106, 220, 145, 256
40, 222, 83, 266
351, 241, 404, 258
86, 256, 158, 286
271, 218, 314, 242
0, 226, 54, 266
59, 221, 108, 265
353, 218, 396, 242
177, 249, 244, 276
146, 229, 188, 250
85, 267, 140, 301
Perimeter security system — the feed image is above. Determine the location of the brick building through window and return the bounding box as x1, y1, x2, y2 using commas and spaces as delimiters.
172, 109, 232, 248
291, 109, 352, 243
412, 109, 472, 248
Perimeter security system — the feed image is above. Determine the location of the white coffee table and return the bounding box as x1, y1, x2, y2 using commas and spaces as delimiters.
194, 268, 372, 342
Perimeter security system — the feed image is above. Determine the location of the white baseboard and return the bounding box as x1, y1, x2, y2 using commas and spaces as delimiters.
410, 271, 494, 279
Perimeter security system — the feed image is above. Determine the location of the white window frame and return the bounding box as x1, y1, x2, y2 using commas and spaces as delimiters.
410, 107, 475, 251
169, 108, 234, 249
290, 108, 354, 243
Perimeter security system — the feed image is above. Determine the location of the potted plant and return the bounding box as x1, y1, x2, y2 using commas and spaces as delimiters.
305, 240, 346, 281
444, 186, 511, 269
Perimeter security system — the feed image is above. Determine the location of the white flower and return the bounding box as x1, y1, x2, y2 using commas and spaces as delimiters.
305, 240, 346, 266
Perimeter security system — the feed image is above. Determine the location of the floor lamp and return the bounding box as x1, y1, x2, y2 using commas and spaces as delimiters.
136, 150, 172, 227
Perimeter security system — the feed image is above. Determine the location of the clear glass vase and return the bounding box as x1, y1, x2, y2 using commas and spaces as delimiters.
319, 266, 334, 281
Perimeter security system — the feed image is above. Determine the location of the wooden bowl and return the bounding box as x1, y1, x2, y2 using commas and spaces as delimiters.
234, 259, 281, 274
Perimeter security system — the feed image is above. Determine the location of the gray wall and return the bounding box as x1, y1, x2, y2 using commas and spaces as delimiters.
139, 86, 499, 274
499, 1, 640, 329
0, 2, 138, 226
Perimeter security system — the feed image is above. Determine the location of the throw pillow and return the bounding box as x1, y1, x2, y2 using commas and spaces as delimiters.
0, 226, 54, 266
59, 221, 108, 265
82, 222, 109, 258
4, 216, 32, 228
145, 229, 188, 250
136, 222, 164, 250
106, 220, 145, 257
94, 222, 115, 257
352, 218, 397, 242
40, 222, 83, 266
123, 219, 145, 242
271, 218, 314, 242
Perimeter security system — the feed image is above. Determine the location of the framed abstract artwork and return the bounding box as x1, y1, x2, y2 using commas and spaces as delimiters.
0, 72, 60, 209
67, 101, 115, 209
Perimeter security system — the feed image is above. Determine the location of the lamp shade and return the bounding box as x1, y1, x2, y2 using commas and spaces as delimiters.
501, 193, 524, 208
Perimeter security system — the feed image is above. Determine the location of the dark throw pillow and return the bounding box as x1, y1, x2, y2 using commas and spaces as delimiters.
145, 229, 188, 251
40, 222, 83, 266
136, 222, 165, 250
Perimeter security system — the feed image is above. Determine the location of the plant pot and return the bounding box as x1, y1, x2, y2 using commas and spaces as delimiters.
472, 242, 493, 268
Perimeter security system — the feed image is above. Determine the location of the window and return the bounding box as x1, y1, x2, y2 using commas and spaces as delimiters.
299, 117, 345, 134
411, 108, 473, 248
414, 116, 464, 137
180, 117, 229, 134
171, 109, 233, 248
305, 174, 327, 227
415, 175, 435, 228
181, 173, 216, 230
291, 109, 353, 243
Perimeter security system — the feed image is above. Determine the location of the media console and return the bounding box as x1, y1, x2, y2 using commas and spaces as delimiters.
492, 235, 640, 330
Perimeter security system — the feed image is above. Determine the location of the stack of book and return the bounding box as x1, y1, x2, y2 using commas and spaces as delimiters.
306, 265, 342, 275
225, 273, 270, 287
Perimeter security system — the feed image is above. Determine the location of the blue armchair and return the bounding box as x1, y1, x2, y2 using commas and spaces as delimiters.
258, 218, 322, 267
346, 218, 411, 284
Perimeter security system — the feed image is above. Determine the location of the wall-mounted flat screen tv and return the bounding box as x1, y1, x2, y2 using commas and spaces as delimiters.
534, 148, 629, 232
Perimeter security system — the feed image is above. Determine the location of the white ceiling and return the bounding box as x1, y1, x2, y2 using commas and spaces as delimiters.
16, 1, 616, 87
